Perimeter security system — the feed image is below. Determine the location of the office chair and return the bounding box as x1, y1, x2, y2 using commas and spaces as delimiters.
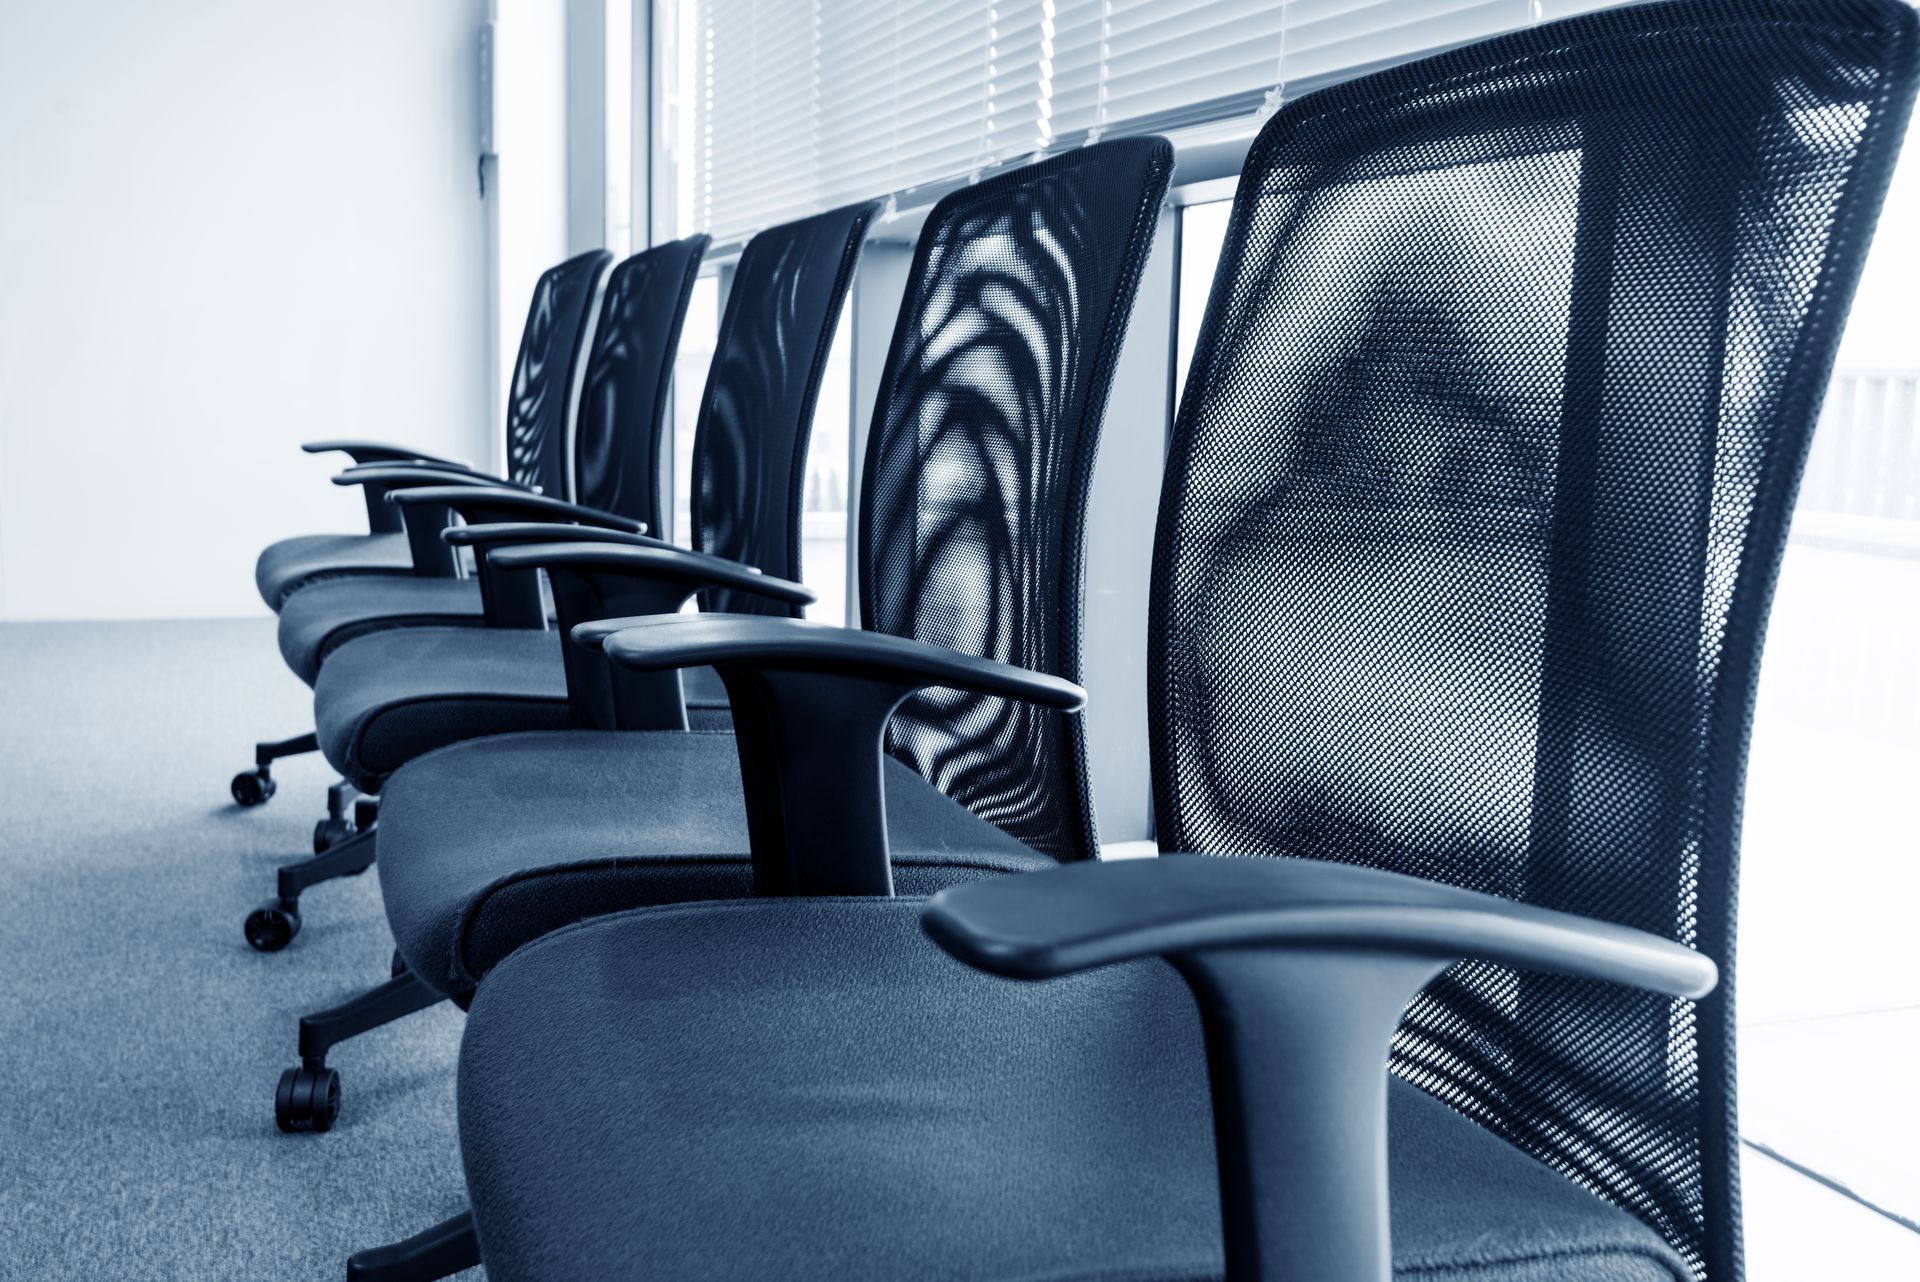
257, 240, 707, 857
339, 132, 1174, 1279
271, 237, 709, 690
245, 203, 877, 976
289, 136, 1174, 1157
235, 250, 611, 810
449, 3, 1918, 1280
235, 239, 704, 931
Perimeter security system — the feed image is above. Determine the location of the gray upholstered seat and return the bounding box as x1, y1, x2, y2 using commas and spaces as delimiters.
277, 575, 488, 685
255, 532, 413, 611
377, 731, 1051, 999
312, 627, 572, 794
311, 627, 732, 797
459, 898, 1689, 1282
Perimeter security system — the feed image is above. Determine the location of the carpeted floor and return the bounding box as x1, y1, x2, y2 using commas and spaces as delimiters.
0, 619, 479, 1280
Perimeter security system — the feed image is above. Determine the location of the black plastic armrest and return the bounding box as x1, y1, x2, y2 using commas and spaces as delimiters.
339, 458, 516, 485
488, 543, 812, 608
437, 523, 666, 629
393, 485, 642, 596
924, 856, 1715, 1282
390, 485, 644, 533
320, 454, 516, 536
442, 522, 667, 552
326, 468, 528, 578
600, 615, 1084, 896
330, 466, 535, 494
302, 438, 474, 469
483, 546, 818, 734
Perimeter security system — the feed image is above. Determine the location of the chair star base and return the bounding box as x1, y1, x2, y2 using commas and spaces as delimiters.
228, 729, 318, 807
274, 969, 445, 1133
242, 825, 378, 952
346, 1211, 479, 1282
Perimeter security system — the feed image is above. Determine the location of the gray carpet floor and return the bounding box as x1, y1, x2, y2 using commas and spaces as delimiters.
0, 619, 479, 1280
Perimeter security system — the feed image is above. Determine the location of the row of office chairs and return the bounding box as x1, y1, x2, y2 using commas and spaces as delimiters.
229, 2, 1916, 1278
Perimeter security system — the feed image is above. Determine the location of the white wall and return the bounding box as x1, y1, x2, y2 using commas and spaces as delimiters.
490, 0, 573, 477
0, 0, 491, 619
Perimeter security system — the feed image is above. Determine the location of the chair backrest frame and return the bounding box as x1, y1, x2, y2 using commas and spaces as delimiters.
682, 202, 881, 614
858, 136, 1176, 864
503, 249, 612, 495
570, 235, 711, 533
1147, 3, 1917, 1276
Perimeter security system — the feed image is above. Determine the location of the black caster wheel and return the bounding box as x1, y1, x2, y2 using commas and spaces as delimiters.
244, 901, 301, 952
312, 816, 354, 854
231, 769, 276, 807
275, 1064, 342, 1133
390, 949, 409, 978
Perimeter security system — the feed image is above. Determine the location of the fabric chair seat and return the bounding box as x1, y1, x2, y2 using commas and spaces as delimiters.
277, 575, 489, 685
460, 897, 1691, 1282
255, 531, 415, 611
313, 627, 573, 794
313, 627, 732, 794
378, 731, 1051, 999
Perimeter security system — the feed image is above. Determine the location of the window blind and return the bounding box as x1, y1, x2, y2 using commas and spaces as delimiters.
669, 0, 1616, 245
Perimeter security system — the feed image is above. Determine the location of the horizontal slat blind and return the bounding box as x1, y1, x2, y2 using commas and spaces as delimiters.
692, 1, 820, 240
672, 0, 1600, 244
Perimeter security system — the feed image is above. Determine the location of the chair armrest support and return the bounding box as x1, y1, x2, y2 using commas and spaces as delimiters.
311, 448, 504, 534
424, 494, 643, 629
330, 468, 526, 578
924, 856, 1715, 1282
329, 467, 523, 569
331, 464, 540, 558
438, 520, 663, 628
600, 615, 1084, 897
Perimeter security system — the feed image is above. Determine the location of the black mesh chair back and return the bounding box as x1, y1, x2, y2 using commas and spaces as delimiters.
1149, 2, 1917, 1278
862, 137, 1174, 864
505, 249, 612, 494
572, 236, 710, 533
687, 204, 879, 613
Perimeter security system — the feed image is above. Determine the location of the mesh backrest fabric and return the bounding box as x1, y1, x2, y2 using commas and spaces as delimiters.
573, 236, 710, 532
1149, 3, 1917, 1277
862, 138, 1174, 865
505, 251, 611, 494
689, 203, 878, 613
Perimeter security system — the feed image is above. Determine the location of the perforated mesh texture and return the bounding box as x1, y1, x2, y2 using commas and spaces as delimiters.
505, 250, 611, 493
690, 203, 878, 614
574, 236, 709, 531
1148, 3, 1917, 1278
863, 138, 1174, 864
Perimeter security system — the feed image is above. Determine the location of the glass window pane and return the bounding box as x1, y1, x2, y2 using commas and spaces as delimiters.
801, 308, 855, 623
669, 273, 719, 548
1174, 198, 1232, 399
605, 0, 634, 257
1736, 112, 1920, 1250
